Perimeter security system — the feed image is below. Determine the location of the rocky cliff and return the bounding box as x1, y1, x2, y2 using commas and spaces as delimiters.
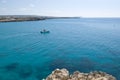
45, 68, 116, 80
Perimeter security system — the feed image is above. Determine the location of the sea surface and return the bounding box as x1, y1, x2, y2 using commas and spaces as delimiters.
0, 18, 120, 80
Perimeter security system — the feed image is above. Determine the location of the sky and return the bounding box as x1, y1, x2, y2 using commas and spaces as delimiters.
0, 0, 120, 17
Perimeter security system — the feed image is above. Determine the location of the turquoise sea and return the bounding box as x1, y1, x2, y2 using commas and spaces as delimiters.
0, 18, 120, 80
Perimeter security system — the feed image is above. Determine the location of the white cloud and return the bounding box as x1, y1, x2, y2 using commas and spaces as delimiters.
19, 8, 32, 11
0, 7, 7, 11
29, 4, 35, 8
1, 0, 7, 3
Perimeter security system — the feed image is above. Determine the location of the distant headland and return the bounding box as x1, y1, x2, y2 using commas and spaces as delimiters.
0, 15, 80, 22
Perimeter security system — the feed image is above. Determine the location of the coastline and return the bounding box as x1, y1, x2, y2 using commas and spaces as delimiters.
0, 15, 80, 22
0, 15, 46, 22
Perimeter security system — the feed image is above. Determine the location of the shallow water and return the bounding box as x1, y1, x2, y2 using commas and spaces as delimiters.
0, 18, 120, 80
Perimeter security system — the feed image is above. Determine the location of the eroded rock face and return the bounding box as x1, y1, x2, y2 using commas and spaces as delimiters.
45, 69, 116, 80
69, 71, 116, 80
46, 68, 69, 80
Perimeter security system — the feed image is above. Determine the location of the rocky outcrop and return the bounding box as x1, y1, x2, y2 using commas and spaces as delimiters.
45, 69, 69, 80
45, 68, 116, 80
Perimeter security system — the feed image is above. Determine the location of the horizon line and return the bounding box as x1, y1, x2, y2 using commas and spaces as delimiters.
0, 14, 120, 18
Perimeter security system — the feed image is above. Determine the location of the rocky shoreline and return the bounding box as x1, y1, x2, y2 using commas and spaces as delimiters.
45, 68, 116, 80
0, 15, 80, 22
0, 15, 46, 22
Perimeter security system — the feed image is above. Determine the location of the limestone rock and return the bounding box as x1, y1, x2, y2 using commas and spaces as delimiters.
46, 68, 69, 80
45, 69, 116, 80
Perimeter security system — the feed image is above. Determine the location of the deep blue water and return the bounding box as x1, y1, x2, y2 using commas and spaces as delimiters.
0, 18, 120, 80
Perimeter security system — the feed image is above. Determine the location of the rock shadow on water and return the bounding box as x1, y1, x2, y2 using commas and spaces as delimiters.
4, 62, 19, 71
49, 57, 97, 73
101, 63, 120, 80
17, 64, 33, 79
34, 65, 51, 80
49, 59, 67, 69
3, 63, 34, 79
78, 57, 97, 72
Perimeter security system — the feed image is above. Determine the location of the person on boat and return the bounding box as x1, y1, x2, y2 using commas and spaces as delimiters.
40, 29, 50, 33
43, 29, 46, 32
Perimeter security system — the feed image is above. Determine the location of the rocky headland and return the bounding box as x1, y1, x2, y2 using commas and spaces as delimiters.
45, 68, 116, 80
0, 15, 46, 22
0, 15, 80, 22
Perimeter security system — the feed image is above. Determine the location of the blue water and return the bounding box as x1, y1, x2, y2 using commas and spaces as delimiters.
0, 18, 120, 80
